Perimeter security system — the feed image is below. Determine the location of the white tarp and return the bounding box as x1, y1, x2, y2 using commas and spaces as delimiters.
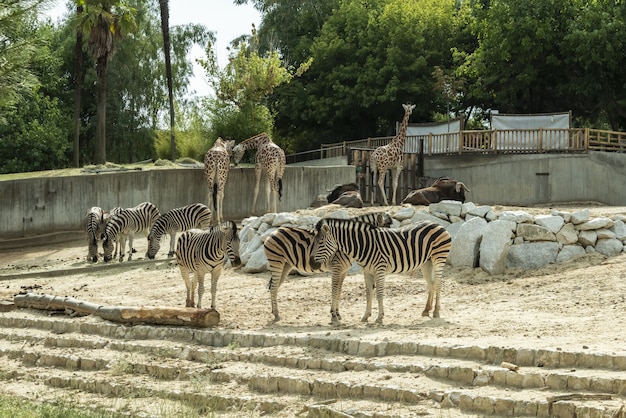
491, 112, 571, 150
403, 118, 463, 153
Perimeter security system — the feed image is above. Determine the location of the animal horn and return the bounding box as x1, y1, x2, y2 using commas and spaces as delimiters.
456, 182, 470, 192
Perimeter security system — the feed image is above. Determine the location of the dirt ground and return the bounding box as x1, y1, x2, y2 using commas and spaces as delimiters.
1, 204, 626, 417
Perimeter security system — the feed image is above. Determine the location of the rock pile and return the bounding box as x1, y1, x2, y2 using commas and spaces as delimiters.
238, 202, 626, 275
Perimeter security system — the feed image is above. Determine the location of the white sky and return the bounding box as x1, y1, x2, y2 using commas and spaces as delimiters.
44, 0, 262, 97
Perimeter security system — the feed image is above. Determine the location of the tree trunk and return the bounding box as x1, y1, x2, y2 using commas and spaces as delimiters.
13, 293, 220, 328
96, 56, 107, 165
72, 5, 84, 168
159, 0, 176, 161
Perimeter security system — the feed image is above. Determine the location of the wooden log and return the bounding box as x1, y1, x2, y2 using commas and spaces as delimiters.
13, 293, 219, 328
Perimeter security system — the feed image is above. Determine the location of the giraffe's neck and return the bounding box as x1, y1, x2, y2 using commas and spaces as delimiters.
240, 133, 271, 151
391, 109, 412, 149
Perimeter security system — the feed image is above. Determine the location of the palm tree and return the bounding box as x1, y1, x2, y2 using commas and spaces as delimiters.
158, 0, 176, 160
74, 0, 136, 165
72, 4, 84, 168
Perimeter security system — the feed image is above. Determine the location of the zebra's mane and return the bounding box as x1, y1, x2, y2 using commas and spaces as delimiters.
315, 217, 379, 232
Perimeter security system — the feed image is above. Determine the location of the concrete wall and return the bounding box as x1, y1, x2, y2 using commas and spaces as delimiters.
422, 152, 626, 206
0, 165, 355, 240
2, 152, 625, 242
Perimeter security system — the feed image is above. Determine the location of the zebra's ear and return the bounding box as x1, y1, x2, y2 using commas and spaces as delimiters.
376, 213, 384, 225
321, 223, 331, 235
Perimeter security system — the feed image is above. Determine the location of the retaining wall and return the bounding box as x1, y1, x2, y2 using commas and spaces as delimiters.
0, 165, 354, 241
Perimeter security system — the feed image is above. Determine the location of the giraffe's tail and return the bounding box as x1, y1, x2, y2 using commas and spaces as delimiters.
212, 183, 218, 210
278, 178, 283, 201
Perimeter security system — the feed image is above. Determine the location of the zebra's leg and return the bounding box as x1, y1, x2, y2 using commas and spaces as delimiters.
330, 256, 350, 324
374, 272, 386, 324
420, 260, 435, 317
209, 265, 223, 310
119, 234, 128, 261
269, 263, 290, 322
361, 271, 375, 322
432, 260, 444, 318
179, 266, 194, 307
251, 166, 262, 215
127, 233, 135, 261
168, 233, 176, 257
196, 271, 205, 308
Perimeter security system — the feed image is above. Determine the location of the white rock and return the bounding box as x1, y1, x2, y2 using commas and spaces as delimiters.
467, 205, 492, 218
479, 220, 515, 275
394, 206, 416, 221
449, 217, 487, 268
242, 246, 268, 273
272, 212, 299, 226
570, 209, 590, 225
498, 210, 534, 224
556, 223, 578, 245
534, 215, 565, 234
595, 239, 624, 257
556, 245, 586, 263
516, 224, 556, 242
611, 220, 626, 240
576, 217, 614, 231
578, 230, 597, 246
430, 200, 462, 217
507, 242, 559, 270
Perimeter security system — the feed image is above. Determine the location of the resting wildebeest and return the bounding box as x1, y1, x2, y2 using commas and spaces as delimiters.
326, 183, 360, 204
330, 190, 363, 208
401, 177, 470, 205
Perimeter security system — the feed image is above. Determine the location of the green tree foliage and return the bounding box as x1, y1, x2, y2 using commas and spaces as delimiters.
269, 0, 470, 150
0, 0, 51, 119
0, 19, 71, 174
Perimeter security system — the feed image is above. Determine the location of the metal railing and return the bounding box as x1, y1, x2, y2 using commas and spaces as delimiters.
317, 128, 626, 159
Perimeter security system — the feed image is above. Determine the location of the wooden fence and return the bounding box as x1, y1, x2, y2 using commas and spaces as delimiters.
319, 127, 626, 204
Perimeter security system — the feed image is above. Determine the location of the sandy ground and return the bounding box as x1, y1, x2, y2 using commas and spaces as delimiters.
1, 204, 626, 417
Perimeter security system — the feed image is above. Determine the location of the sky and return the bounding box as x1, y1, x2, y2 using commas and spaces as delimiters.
44, 0, 263, 97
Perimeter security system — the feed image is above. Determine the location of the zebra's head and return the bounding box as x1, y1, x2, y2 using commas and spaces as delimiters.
223, 221, 241, 267
146, 231, 160, 260
309, 219, 338, 270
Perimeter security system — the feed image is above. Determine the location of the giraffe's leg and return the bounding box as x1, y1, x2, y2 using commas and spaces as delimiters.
391, 167, 401, 205
377, 171, 389, 206
266, 172, 275, 213
251, 167, 262, 215
420, 260, 434, 317
217, 185, 225, 224
371, 170, 377, 205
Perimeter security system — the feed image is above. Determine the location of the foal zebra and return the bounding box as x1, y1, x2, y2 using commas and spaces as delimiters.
146, 203, 212, 259
103, 202, 160, 262
175, 221, 241, 309
310, 218, 451, 324
263, 212, 392, 323
84, 206, 106, 262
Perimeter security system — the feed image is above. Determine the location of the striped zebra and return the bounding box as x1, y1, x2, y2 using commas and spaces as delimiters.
146, 203, 212, 259
175, 221, 241, 309
264, 212, 393, 323
84, 206, 106, 262
310, 218, 452, 324
103, 202, 160, 262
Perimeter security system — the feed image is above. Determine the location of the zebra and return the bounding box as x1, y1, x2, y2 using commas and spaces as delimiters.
84, 206, 106, 262
310, 218, 452, 324
103, 202, 160, 262
175, 221, 241, 309
146, 203, 212, 259
264, 212, 393, 323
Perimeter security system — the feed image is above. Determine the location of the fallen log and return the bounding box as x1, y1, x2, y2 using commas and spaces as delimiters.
13, 293, 219, 328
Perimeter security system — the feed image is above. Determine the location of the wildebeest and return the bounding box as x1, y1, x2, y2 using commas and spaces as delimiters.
402, 177, 470, 205
326, 183, 360, 204
330, 190, 363, 208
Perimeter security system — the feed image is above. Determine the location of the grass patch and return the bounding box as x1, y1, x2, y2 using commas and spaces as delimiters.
0, 394, 117, 418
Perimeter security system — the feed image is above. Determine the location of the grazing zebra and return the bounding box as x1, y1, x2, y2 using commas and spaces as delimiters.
146, 203, 212, 259
103, 202, 160, 262
310, 218, 451, 324
175, 221, 241, 309
84, 206, 106, 262
264, 212, 393, 323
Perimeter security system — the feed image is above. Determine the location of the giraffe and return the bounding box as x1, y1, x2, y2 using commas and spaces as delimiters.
370, 103, 416, 206
232, 132, 286, 215
204, 137, 235, 224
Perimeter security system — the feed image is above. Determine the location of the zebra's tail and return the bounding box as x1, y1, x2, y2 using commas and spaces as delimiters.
278, 178, 283, 201
212, 183, 218, 210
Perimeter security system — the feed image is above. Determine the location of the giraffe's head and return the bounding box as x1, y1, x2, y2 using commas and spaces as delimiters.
232, 143, 245, 166
403, 103, 416, 114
